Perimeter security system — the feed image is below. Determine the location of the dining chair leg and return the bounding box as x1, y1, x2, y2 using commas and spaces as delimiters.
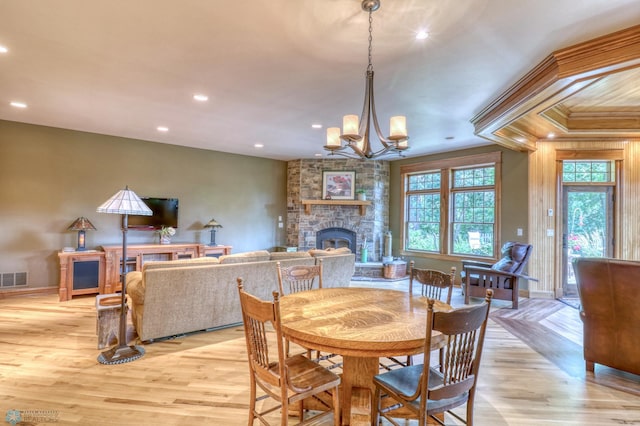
248, 378, 257, 426
332, 387, 341, 426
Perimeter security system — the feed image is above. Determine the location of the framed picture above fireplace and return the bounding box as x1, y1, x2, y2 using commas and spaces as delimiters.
322, 170, 356, 200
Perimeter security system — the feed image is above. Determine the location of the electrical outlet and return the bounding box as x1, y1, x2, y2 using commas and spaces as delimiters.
517, 228, 523, 236
547, 229, 554, 237
278, 222, 283, 228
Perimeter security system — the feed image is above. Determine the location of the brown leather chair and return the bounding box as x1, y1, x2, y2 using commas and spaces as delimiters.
461, 241, 532, 309
572, 257, 640, 376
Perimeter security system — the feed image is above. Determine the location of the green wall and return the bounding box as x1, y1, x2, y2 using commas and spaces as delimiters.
389, 145, 529, 283
0, 120, 287, 289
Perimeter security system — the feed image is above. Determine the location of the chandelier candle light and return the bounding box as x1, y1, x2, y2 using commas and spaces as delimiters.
324, 0, 409, 159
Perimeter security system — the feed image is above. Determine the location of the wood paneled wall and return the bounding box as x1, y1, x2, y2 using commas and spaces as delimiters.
528, 139, 640, 298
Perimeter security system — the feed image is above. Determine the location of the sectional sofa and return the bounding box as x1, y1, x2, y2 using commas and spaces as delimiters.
126, 248, 355, 342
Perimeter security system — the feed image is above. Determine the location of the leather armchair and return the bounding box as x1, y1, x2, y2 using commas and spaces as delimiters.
462, 241, 533, 309
573, 257, 640, 375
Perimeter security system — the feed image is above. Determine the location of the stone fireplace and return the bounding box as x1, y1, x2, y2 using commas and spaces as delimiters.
286, 159, 389, 262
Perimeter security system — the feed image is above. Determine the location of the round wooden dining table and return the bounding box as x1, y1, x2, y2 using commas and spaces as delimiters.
279, 287, 451, 425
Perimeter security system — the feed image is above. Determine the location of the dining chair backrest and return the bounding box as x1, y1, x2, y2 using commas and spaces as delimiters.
422, 291, 492, 404
408, 261, 456, 305
276, 258, 323, 295
237, 280, 286, 391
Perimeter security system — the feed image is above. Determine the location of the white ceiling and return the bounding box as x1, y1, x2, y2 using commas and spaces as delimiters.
0, 0, 638, 161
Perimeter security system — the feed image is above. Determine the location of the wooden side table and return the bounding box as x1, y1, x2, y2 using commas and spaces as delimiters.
95, 294, 122, 349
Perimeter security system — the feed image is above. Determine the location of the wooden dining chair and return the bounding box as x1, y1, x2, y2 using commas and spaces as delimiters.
236, 278, 341, 426
276, 259, 340, 366
276, 259, 323, 295
384, 262, 456, 370
372, 289, 493, 426
408, 261, 456, 305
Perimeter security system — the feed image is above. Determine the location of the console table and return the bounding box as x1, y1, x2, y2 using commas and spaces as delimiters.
102, 243, 232, 293
58, 243, 232, 301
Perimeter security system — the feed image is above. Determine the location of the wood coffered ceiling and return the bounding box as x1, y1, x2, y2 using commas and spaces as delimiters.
471, 25, 640, 151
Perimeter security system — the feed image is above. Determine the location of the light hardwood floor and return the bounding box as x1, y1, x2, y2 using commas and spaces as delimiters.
0, 281, 638, 425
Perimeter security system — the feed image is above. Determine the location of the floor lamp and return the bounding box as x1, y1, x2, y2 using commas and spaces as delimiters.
96, 186, 152, 365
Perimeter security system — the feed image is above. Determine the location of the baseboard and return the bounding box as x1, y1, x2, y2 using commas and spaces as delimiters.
528, 290, 555, 299
0, 286, 58, 299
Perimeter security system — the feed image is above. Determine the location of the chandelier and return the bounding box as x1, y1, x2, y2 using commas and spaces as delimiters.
324, 0, 409, 159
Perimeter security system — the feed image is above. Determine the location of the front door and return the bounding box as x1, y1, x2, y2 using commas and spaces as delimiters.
562, 186, 614, 297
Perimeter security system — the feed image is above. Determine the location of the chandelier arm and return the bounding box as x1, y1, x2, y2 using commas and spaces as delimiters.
368, 70, 395, 147
348, 139, 368, 158
327, 149, 365, 159
368, 144, 396, 158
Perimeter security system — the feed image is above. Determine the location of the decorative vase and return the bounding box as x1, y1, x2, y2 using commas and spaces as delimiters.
360, 248, 368, 263
357, 193, 366, 201
160, 235, 171, 245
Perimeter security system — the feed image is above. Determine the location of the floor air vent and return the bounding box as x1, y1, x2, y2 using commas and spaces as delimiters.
1, 272, 28, 287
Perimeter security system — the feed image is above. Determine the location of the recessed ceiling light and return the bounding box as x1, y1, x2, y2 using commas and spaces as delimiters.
10, 101, 27, 108
314, 153, 323, 157
416, 30, 429, 40
311, 124, 322, 129
0, 46, 8, 54
157, 126, 169, 132
254, 143, 264, 148
547, 132, 555, 139
193, 94, 208, 102
515, 137, 526, 143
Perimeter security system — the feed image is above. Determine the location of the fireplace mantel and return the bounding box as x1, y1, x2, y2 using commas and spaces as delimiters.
301, 199, 372, 216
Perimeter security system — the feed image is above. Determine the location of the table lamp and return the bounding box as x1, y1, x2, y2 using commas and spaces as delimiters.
204, 219, 222, 246
67, 217, 96, 251
96, 185, 152, 365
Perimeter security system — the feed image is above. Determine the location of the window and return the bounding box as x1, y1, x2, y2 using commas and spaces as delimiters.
406, 172, 441, 251
401, 152, 501, 259
562, 160, 614, 183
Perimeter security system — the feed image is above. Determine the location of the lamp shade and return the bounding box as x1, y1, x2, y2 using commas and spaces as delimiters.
326, 127, 341, 148
342, 115, 359, 136
67, 217, 96, 231
204, 219, 223, 229
96, 186, 152, 216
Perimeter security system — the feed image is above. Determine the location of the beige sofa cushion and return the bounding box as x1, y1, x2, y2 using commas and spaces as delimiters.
142, 256, 219, 272
269, 251, 311, 260
219, 250, 271, 264
308, 247, 352, 257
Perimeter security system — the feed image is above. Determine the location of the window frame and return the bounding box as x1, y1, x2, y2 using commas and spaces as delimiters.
400, 152, 502, 261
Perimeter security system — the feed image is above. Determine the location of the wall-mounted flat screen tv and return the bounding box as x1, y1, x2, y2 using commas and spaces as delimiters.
128, 197, 179, 230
